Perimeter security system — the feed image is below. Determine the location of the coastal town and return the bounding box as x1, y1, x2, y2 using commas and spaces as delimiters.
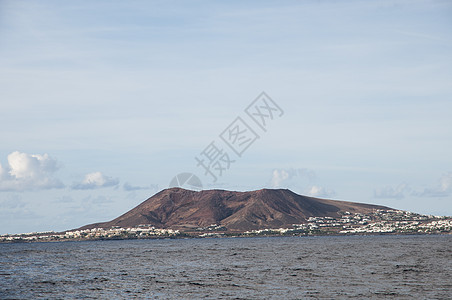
243, 209, 452, 236
1, 209, 451, 242
0, 226, 181, 243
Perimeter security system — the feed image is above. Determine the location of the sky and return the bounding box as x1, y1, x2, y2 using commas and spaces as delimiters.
0, 0, 451, 234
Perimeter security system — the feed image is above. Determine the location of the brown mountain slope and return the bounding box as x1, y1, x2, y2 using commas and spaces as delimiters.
79, 188, 392, 232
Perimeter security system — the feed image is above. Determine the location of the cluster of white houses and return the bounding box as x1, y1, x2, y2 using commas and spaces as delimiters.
244, 210, 452, 236
339, 219, 452, 234
0, 226, 180, 242
64, 226, 180, 239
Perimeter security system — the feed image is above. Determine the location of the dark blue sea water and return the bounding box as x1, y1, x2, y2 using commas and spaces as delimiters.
0, 235, 451, 299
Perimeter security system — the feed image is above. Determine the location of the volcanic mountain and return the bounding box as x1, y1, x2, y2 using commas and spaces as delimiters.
79, 188, 392, 232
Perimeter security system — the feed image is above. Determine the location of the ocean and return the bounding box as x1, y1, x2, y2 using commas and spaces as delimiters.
1, 235, 451, 299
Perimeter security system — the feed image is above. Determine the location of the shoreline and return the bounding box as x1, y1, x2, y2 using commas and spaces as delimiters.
1, 231, 451, 244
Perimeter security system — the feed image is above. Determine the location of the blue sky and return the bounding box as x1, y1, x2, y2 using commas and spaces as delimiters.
1, 0, 451, 234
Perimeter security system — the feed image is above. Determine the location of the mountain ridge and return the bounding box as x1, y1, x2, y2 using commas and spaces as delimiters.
78, 187, 392, 232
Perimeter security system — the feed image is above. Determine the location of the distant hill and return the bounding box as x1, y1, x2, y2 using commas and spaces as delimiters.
79, 188, 392, 232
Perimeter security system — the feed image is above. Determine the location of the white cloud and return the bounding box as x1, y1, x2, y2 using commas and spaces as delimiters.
85, 195, 113, 204
270, 168, 316, 188
8, 151, 58, 179
417, 173, 452, 197
270, 169, 290, 188
376, 174, 452, 199
374, 183, 409, 199
269, 168, 335, 198
123, 182, 158, 191
308, 185, 336, 198
440, 173, 452, 192
72, 171, 119, 190
0, 151, 64, 191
